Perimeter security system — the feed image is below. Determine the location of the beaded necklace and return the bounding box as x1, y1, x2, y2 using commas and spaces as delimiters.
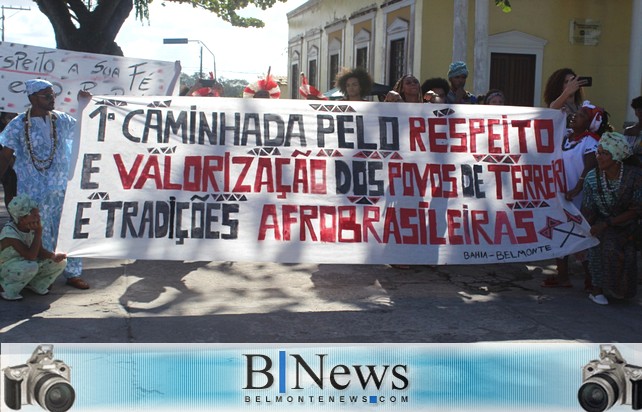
24, 108, 58, 172
600, 162, 623, 195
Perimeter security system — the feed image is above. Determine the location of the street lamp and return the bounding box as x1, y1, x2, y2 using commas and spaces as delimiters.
163, 38, 217, 80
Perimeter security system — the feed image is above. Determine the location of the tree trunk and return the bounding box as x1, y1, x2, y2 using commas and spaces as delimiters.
33, 0, 134, 56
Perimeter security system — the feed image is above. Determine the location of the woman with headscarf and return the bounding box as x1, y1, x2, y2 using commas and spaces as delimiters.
0, 194, 67, 300
542, 102, 609, 289
445, 61, 477, 104
581, 132, 642, 305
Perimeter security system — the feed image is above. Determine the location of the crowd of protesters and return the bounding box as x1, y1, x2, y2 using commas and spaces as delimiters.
0, 62, 640, 306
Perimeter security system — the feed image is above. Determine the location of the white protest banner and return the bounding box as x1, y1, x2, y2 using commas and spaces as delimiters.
57, 97, 599, 264
0, 42, 180, 115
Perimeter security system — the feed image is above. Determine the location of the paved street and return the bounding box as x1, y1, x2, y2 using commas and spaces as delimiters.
1, 245, 641, 343
0, 190, 641, 343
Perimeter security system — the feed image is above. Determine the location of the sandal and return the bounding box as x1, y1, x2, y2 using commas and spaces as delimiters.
540, 277, 573, 288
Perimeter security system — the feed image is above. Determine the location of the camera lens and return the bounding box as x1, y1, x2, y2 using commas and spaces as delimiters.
34, 373, 75, 412
578, 373, 619, 412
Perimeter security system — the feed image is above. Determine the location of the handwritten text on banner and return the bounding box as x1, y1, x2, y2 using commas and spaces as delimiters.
0, 42, 180, 114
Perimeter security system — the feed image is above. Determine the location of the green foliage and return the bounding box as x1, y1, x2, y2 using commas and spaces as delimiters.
181, 72, 248, 97
219, 77, 250, 98
134, 0, 150, 20
138, 0, 287, 27
495, 0, 512, 13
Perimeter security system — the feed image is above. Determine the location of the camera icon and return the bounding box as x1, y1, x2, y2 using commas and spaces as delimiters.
578, 344, 642, 412
3, 344, 75, 411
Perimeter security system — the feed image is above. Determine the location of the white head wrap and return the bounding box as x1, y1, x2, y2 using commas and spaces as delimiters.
25, 79, 53, 96
599, 132, 632, 162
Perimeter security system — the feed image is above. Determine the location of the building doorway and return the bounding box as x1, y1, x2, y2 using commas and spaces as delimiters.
489, 52, 535, 106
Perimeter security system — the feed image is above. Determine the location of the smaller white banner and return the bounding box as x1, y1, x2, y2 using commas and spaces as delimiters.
0, 41, 181, 115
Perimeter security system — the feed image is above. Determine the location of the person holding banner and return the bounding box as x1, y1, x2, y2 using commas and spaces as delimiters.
544, 103, 606, 289
334, 67, 373, 101
384, 74, 423, 269
0, 79, 91, 290
0, 111, 18, 208
385, 74, 423, 103
581, 132, 642, 305
421, 77, 449, 103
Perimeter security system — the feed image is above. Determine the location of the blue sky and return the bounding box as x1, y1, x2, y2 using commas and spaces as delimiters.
0, 0, 307, 81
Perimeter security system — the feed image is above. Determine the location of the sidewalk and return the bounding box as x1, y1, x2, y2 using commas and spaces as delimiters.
0, 191, 641, 343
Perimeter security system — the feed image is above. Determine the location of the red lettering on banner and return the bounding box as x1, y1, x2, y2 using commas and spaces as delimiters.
512, 120, 530, 153
257, 204, 541, 246
449, 117, 468, 152
428, 209, 446, 245
134, 155, 162, 189
408, 117, 557, 154
533, 119, 555, 153
409, 117, 426, 151
494, 211, 517, 243
468, 118, 484, 152
387, 162, 458, 198
258, 204, 280, 240
471, 210, 493, 244
487, 118, 502, 153
362, 207, 382, 243
488, 160, 566, 200
300, 205, 319, 241
114, 154, 143, 189
447, 209, 463, 245
232, 156, 253, 192
428, 118, 448, 153
163, 156, 181, 190
383, 207, 401, 243
514, 210, 537, 243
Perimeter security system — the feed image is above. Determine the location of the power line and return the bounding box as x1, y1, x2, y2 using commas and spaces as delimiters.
1, 5, 30, 42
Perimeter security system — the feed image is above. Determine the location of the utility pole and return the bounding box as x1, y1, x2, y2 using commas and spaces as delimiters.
1, 5, 31, 42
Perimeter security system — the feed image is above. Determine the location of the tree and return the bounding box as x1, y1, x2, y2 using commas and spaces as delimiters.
32, 0, 286, 56
181, 72, 249, 97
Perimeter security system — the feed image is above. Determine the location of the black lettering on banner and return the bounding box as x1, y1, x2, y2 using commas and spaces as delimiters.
128, 62, 151, 92
316, 114, 334, 148
88, 106, 109, 142
334, 160, 384, 196
91, 60, 120, 78
242, 113, 263, 146
80, 153, 101, 189
123, 109, 144, 143
460, 164, 485, 199
378, 117, 400, 150
221, 112, 242, 145
165, 110, 188, 144
101, 201, 122, 238
97, 200, 238, 242
285, 114, 306, 146
264, 113, 285, 146
73, 203, 92, 239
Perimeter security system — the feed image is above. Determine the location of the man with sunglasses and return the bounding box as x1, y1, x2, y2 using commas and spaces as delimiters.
0, 79, 91, 290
